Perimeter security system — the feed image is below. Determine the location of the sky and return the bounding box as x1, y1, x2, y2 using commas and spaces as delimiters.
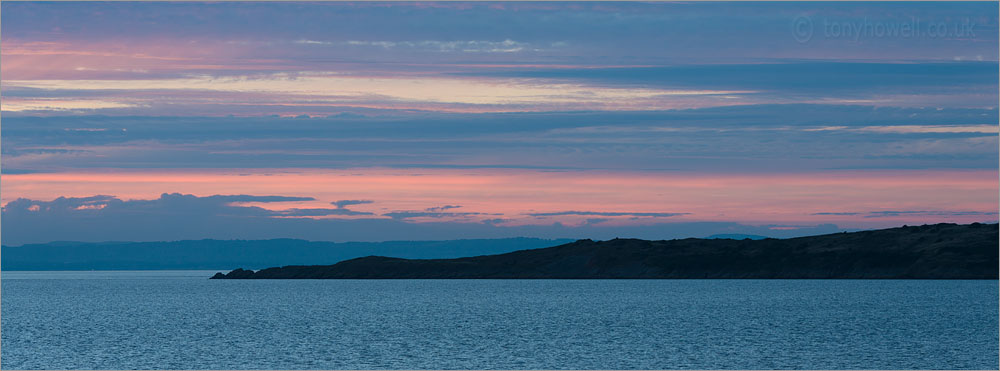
1, 2, 998, 245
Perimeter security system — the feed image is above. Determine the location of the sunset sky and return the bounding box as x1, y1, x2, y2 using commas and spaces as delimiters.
2, 2, 997, 245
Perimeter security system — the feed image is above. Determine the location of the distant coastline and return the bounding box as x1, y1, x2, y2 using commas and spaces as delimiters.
212, 223, 999, 279
0, 238, 572, 271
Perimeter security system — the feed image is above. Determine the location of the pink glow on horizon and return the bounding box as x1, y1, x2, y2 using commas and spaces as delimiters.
3, 168, 996, 228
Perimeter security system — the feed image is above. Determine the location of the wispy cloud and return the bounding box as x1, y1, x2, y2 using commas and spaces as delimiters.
426, 205, 462, 212
813, 210, 998, 218
1, 73, 755, 113
384, 205, 490, 220
805, 125, 999, 134
280, 208, 373, 217
341, 39, 530, 53
864, 210, 999, 218
528, 211, 688, 218
332, 199, 374, 209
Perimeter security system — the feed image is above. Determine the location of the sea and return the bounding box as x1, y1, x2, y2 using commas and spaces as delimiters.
2, 270, 997, 369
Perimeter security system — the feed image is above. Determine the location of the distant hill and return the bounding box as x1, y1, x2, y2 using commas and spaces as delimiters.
212, 223, 999, 279
1, 238, 573, 270
705, 234, 768, 240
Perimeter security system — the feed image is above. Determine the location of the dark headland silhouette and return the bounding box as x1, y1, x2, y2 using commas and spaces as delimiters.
212, 223, 998, 279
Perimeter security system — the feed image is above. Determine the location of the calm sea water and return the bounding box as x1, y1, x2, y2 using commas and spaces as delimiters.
2, 271, 997, 370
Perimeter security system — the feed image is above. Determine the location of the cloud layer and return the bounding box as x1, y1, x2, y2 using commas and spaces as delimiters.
2, 3, 997, 114
2, 107, 997, 175
1, 2, 996, 244
2, 193, 857, 246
